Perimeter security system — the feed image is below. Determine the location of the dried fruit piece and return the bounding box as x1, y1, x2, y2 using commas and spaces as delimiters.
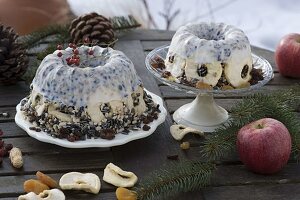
36, 171, 58, 188
59, 172, 100, 194
0, 148, 7, 157
142, 125, 151, 131
24, 179, 50, 194
180, 141, 190, 150
17, 192, 38, 200
18, 189, 65, 200
195, 81, 213, 90
103, 163, 138, 187
236, 82, 251, 89
185, 62, 222, 86
5, 143, 13, 151
116, 187, 137, 200
221, 85, 234, 90
170, 124, 204, 140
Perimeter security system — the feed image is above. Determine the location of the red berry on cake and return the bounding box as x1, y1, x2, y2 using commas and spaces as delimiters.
73, 49, 79, 55
74, 59, 80, 66
84, 37, 90, 44
57, 44, 63, 50
88, 49, 94, 55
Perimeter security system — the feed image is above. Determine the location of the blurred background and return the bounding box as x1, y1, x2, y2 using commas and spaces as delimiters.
0, 0, 299, 51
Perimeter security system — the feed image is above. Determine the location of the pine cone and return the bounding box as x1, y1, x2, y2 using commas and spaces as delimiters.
0, 24, 29, 85
69, 12, 115, 46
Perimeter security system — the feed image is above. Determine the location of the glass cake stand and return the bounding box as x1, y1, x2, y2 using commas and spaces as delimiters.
145, 45, 273, 132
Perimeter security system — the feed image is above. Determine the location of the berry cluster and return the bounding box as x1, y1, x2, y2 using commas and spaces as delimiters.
56, 38, 95, 67
0, 129, 13, 165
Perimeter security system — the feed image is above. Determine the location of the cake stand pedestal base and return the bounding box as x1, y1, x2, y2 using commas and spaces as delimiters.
173, 93, 229, 132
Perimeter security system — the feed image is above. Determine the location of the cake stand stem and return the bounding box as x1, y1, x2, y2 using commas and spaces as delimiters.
173, 93, 229, 132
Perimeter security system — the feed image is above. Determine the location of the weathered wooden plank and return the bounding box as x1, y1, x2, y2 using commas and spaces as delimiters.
141, 40, 170, 51
0, 151, 112, 175
203, 183, 300, 200
4, 137, 110, 155
0, 82, 29, 107
118, 29, 174, 41
0, 94, 26, 107
265, 73, 300, 85
212, 163, 300, 186
0, 122, 27, 138
0, 82, 29, 95
0, 107, 16, 122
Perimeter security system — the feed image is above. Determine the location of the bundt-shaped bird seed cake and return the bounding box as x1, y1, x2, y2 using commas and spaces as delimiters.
21, 44, 160, 141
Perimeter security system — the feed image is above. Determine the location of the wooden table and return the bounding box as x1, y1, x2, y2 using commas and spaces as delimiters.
0, 29, 299, 200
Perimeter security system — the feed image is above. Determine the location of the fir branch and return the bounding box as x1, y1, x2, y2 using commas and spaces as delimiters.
201, 86, 300, 161
21, 24, 70, 49
110, 15, 141, 31
201, 122, 240, 161
134, 161, 215, 200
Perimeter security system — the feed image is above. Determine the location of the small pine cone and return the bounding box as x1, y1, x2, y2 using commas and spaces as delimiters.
69, 12, 115, 47
0, 24, 29, 85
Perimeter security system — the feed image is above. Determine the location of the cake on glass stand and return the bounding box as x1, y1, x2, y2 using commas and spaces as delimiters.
145, 45, 273, 132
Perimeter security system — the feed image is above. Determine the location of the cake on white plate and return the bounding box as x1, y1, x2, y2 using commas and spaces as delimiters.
164, 22, 254, 89
21, 44, 160, 141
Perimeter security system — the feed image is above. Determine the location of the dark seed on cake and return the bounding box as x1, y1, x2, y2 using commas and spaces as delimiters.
67, 135, 76, 142
162, 71, 172, 78
29, 127, 35, 131
224, 48, 231, 57
169, 55, 175, 63
35, 128, 41, 132
197, 64, 208, 77
142, 124, 151, 131
143, 117, 151, 124
249, 67, 264, 85
241, 65, 249, 78
100, 129, 116, 140
152, 113, 158, 120
151, 56, 165, 70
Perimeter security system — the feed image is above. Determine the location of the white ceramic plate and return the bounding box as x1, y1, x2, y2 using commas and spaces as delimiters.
15, 89, 167, 148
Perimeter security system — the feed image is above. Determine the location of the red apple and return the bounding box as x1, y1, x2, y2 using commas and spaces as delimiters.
275, 33, 300, 78
237, 118, 291, 174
